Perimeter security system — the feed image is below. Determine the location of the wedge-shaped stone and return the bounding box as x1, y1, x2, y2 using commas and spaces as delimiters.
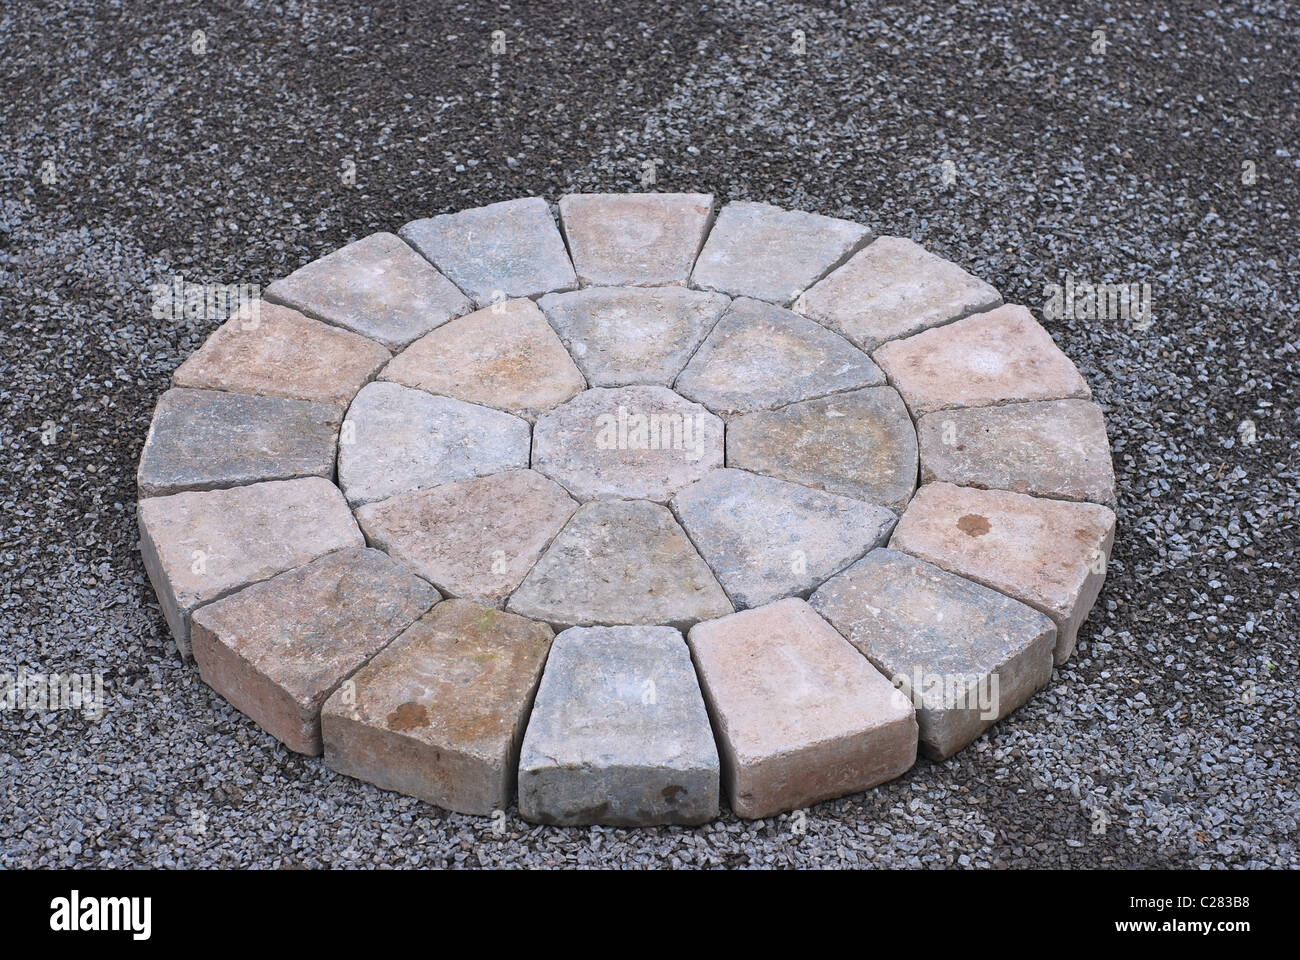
172, 301, 390, 408
798, 236, 1002, 352
518, 625, 720, 826
137, 477, 364, 658
380, 298, 584, 420
725, 386, 918, 512
137, 388, 341, 498
507, 500, 732, 631
321, 599, 553, 815
690, 200, 869, 305
532, 385, 723, 502
810, 549, 1056, 759
686, 598, 916, 818
873, 304, 1090, 415
538, 286, 731, 387
558, 192, 714, 286
671, 469, 896, 608
890, 483, 1116, 664
264, 232, 473, 349
399, 197, 577, 306
191, 547, 439, 755
675, 297, 884, 417
356, 470, 578, 608
338, 382, 530, 506
917, 398, 1116, 506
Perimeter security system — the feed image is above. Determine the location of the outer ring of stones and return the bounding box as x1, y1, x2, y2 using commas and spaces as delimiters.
138, 194, 1118, 826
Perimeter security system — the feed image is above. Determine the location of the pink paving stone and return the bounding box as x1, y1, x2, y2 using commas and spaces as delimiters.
558, 192, 714, 286
190, 547, 440, 755
889, 482, 1116, 664
171, 300, 391, 408
137, 477, 364, 658
872, 304, 1091, 416
379, 298, 585, 420
686, 598, 917, 818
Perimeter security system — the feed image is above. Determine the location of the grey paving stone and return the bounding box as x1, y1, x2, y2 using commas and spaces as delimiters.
507, 499, 732, 631
675, 297, 884, 417
137, 387, 341, 498
810, 549, 1056, 759
538, 286, 731, 387
690, 200, 869, 305
264, 231, 473, 349
517, 625, 720, 826
337, 381, 530, 506
399, 197, 577, 307
558, 192, 714, 286
725, 386, 919, 512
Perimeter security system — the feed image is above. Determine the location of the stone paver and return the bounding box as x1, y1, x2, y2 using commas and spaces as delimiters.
507, 499, 732, 631
190, 547, 439, 755
890, 482, 1116, 663
725, 386, 918, 512
137, 388, 341, 498
917, 398, 1116, 505
532, 385, 723, 502
675, 297, 885, 417
538, 286, 731, 387
686, 598, 917, 818
517, 625, 720, 826
320, 599, 553, 815
356, 470, 578, 608
810, 549, 1056, 759
137, 477, 364, 658
380, 298, 584, 420
337, 382, 530, 506
874, 304, 1091, 415
400, 197, 577, 306
798, 236, 1002, 351
671, 469, 896, 608
264, 231, 473, 349
558, 192, 714, 286
690, 200, 869, 305
172, 300, 390, 408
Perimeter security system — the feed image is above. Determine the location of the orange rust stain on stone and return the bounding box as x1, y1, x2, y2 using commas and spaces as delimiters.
956, 514, 991, 537
387, 701, 430, 731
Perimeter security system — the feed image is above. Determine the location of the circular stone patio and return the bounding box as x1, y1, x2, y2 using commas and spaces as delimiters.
137, 194, 1117, 826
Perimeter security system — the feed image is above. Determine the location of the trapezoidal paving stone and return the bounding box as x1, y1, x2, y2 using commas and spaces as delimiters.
139, 194, 1118, 826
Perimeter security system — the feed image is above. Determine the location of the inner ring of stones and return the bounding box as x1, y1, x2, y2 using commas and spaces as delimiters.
138, 194, 1117, 826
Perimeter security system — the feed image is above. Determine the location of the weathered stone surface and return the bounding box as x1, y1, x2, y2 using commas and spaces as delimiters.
399, 197, 577, 307
507, 499, 732, 631
725, 386, 918, 512
137, 477, 364, 658
810, 549, 1055, 759
320, 599, 553, 814
264, 231, 473, 349
338, 382, 530, 506
798, 236, 1002, 352
690, 200, 869, 305
873, 304, 1090, 415
517, 625, 720, 826
890, 482, 1116, 663
675, 297, 884, 417
172, 301, 390, 408
538, 286, 731, 387
918, 398, 1116, 506
532, 385, 723, 502
191, 547, 439, 755
686, 598, 916, 818
356, 470, 578, 608
380, 298, 584, 420
558, 192, 714, 286
137, 388, 341, 498
671, 469, 896, 608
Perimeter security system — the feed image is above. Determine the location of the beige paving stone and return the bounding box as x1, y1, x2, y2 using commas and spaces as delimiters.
558, 192, 714, 286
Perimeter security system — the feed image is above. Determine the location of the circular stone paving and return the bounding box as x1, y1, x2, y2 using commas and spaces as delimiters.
137, 194, 1117, 826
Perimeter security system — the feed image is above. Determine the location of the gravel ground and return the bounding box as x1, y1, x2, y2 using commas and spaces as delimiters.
1, 0, 1296, 869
